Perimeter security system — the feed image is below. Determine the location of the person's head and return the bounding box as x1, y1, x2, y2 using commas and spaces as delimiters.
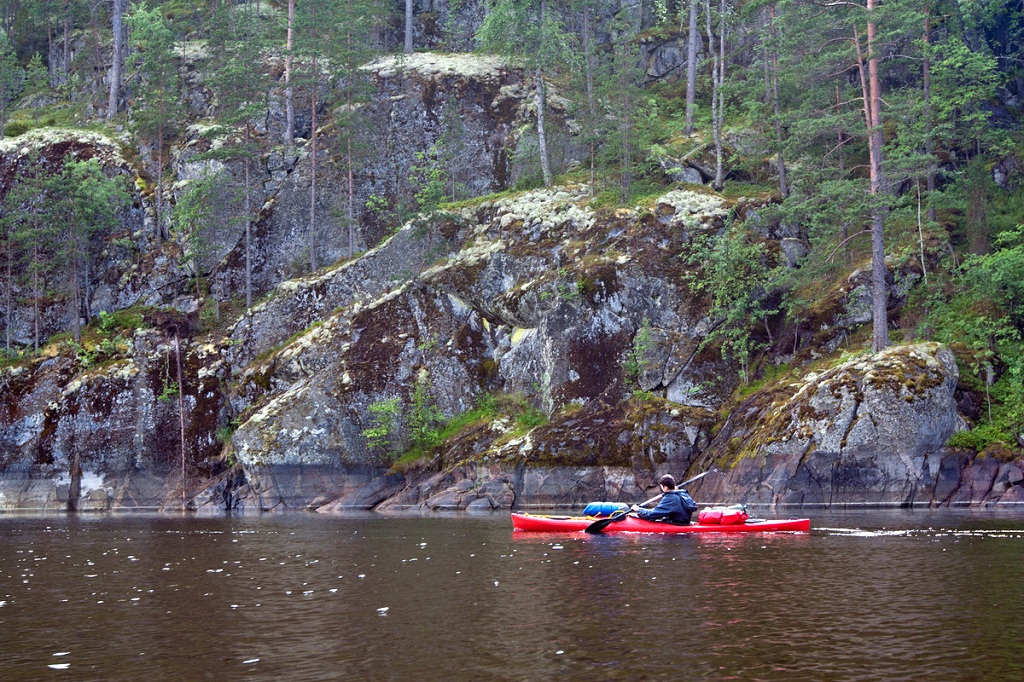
659, 474, 676, 491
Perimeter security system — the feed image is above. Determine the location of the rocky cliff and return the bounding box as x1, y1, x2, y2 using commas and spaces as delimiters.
1, 44, 1021, 513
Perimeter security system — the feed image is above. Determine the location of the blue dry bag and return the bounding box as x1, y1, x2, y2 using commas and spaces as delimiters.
582, 502, 629, 518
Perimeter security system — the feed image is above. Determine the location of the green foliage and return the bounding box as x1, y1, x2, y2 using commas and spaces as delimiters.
158, 379, 179, 403
0, 28, 21, 133
918, 222, 1024, 446
97, 309, 146, 335
409, 368, 444, 447
625, 317, 653, 389
515, 405, 548, 429
682, 223, 777, 382
363, 396, 403, 452
947, 423, 1012, 452
172, 169, 231, 295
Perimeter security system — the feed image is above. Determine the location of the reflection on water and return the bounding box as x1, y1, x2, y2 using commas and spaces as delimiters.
0, 509, 1021, 680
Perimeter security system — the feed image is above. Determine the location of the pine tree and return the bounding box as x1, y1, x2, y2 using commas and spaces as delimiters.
478, 0, 575, 188
4, 154, 56, 352
0, 28, 19, 137
107, 0, 127, 118
207, 2, 272, 311
126, 2, 184, 245
47, 158, 128, 342
595, 15, 653, 203
295, 0, 379, 262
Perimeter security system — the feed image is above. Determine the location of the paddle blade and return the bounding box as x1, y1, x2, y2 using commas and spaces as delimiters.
584, 509, 630, 535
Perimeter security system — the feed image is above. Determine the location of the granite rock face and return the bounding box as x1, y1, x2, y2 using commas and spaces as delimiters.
0, 329, 229, 512
0, 130, 148, 346
695, 343, 988, 507
1, 42, 1021, 513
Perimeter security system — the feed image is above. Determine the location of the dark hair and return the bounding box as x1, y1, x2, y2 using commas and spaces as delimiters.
659, 474, 676, 490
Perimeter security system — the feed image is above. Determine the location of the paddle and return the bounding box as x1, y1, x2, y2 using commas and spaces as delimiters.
583, 470, 710, 535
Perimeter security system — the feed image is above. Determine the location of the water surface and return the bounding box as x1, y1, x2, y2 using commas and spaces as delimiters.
1, 509, 1021, 680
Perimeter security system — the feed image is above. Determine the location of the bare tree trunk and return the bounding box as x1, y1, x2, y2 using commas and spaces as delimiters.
285, 0, 295, 149
107, 0, 124, 119
583, 6, 596, 197
68, 436, 81, 512
70, 228, 81, 343
31, 214, 41, 353
405, 0, 413, 54
309, 52, 318, 273
684, 0, 698, 135
706, 0, 724, 190
91, 6, 102, 105
156, 117, 164, 245
536, 66, 553, 187
4, 236, 11, 352
63, 1, 70, 81
536, 0, 552, 187
769, 4, 787, 196
346, 18, 356, 254
174, 330, 187, 512
244, 136, 252, 311
923, 6, 935, 223
836, 79, 845, 173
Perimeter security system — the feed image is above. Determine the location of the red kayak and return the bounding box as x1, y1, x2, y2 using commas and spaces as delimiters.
511, 512, 810, 534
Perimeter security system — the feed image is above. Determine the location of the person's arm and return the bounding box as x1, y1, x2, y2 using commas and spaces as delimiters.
634, 496, 674, 521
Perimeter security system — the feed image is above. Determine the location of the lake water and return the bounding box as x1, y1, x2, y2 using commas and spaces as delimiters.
1, 509, 1022, 681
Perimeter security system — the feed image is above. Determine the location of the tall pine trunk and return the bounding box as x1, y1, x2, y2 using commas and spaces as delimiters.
684, 0, 698, 135
107, 0, 124, 118
174, 329, 187, 511
536, 66, 553, 187
285, 0, 295, 149
32, 236, 40, 353
309, 52, 318, 273
156, 117, 164, 245
4, 235, 11, 352
706, 0, 725, 190
923, 7, 935, 223
346, 12, 356, 254
769, 4, 787, 196
535, 0, 552, 187
583, 6, 597, 197
855, 8, 889, 352
244, 133, 252, 311
70, 225, 81, 343
405, 0, 413, 54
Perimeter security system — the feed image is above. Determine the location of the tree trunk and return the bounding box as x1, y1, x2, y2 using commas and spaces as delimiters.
769, 4, 787, 196
405, 0, 413, 54
583, 6, 596, 197
855, 9, 888, 352
156, 117, 164, 245
706, 0, 724, 190
174, 330, 187, 512
684, 0, 698, 135
309, 52, 318, 273
536, 66, 553, 187
285, 0, 295, 149
244, 135, 252, 311
923, 7, 935, 223
91, 6, 102, 105
346, 20, 356, 254
4, 235, 11, 352
70, 226, 80, 344
536, 0, 553, 187
68, 438, 81, 512
32, 238, 40, 353
107, 0, 124, 118
63, 1, 70, 83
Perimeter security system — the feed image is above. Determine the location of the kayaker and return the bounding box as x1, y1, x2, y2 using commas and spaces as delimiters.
631, 474, 698, 525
